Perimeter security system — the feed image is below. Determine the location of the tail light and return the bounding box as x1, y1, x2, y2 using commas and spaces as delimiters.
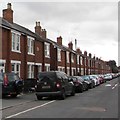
3, 74, 8, 86
56, 83, 60, 88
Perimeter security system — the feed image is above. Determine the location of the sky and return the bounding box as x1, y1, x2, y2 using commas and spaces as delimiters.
0, 0, 119, 66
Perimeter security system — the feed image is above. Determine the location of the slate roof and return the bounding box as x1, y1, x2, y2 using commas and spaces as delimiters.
0, 17, 83, 56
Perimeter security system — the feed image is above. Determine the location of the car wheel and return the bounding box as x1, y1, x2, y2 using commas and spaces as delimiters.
80, 86, 84, 93
60, 90, 66, 100
37, 95, 42, 100
71, 87, 75, 96
90, 83, 93, 89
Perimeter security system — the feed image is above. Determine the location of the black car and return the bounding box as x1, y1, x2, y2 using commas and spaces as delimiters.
80, 75, 95, 89
0, 72, 23, 98
35, 71, 75, 100
69, 76, 88, 93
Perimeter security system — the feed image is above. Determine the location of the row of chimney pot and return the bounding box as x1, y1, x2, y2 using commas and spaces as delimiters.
3, 3, 102, 60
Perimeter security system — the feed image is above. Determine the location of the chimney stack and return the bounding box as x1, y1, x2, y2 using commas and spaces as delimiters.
84, 51, 87, 56
57, 36, 62, 45
76, 48, 81, 53
41, 29, 47, 39
35, 21, 42, 35
35, 21, 47, 39
68, 42, 73, 50
3, 3, 13, 23
89, 53, 92, 58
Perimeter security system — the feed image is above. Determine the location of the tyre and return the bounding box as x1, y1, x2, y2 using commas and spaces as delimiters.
60, 90, 66, 100
80, 86, 84, 93
36, 95, 42, 100
71, 87, 75, 96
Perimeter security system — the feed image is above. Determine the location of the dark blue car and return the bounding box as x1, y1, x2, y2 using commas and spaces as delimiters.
0, 72, 23, 98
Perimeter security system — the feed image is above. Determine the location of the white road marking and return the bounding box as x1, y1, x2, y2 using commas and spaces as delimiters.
105, 84, 111, 87
6, 100, 56, 119
112, 84, 118, 90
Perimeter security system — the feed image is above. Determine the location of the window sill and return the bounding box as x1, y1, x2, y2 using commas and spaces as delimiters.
11, 50, 21, 53
45, 56, 50, 58
28, 53, 35, 56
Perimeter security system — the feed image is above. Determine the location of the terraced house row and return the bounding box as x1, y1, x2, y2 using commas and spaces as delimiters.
0, 3, 111, 80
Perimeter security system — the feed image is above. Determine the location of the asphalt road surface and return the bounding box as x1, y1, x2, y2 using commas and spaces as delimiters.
1, 77, 119, 119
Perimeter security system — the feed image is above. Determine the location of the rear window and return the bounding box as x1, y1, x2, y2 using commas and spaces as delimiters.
7, 73, 20, 81
0, 73, 3, 82
38, 72, 57, 81
81, 76, 89, 80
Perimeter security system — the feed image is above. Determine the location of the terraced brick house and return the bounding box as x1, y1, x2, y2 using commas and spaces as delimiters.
0, 3, 111, 80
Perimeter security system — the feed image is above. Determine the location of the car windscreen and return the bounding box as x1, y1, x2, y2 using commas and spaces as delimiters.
38, 72, 57, 81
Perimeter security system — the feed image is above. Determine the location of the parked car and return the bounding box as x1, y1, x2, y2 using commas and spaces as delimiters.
0, 72, 23, 98
88, 75, 99, 86
35, 71, 75, 100
69, 76, 88, 93
104, 73, 112, 81
80, 75, 95, 89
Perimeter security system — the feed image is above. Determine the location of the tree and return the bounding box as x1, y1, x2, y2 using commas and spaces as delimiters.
107, 60, 118, 73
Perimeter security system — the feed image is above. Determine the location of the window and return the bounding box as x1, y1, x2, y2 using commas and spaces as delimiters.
58, 66, 65, 72
81, 68, 84, 75
11, 60, 21, 76
28, 64, 34, 78
66, 52, 69, 63
57, 48, 61, 61
80, 56, 83, 65
71, 54, 74, 63
72, 68, 76, 76
45, 64, 50, 71
11, 31, 20, 52
84, 58, 87, 66
67, 67, 70, 76
27, 36, 34, 55
38, 65, 42, 72
45, 42, 50, 58
0, 60, 6, 73
77, 55, 79, 64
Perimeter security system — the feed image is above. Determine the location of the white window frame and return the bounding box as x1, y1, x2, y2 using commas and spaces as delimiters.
80, 56, 83, 65
84, 58, 87, 66
11, 60, 21, 76
45, 64, 50, 71
72, 67, 76, 76
11, 30, 21, 53
66, 51, 69, 63
44, 42, 50, 58
27, 36, 35, 55
27, 62, 34, 78
67, 67, 70, 76
71, 53, 74, 63
35, 63, 42, 72
81, 68, 84, 75
77, 55, 80, 64
57, 48, 61, 61
0, 59, 6, 73
58, 66, 65, 72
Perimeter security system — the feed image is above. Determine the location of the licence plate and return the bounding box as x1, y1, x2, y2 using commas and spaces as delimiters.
42, 86, 51, 89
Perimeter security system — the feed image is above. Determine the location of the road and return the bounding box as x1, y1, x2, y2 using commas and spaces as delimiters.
1, 77, 119, 119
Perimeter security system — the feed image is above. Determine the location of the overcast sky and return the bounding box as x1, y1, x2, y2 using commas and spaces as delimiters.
0, 0, 119, 66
